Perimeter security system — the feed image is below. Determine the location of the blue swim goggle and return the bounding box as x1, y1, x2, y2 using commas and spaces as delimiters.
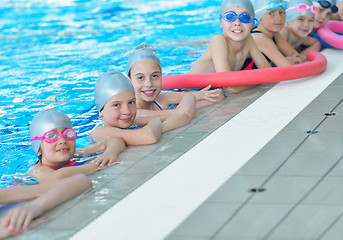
220, 11, 257, 24
266, 0, 289, 10
317, 1, 338, 13
256, 0, 289, 13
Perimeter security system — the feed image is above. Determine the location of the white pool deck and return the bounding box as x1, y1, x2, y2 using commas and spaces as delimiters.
6, 48, 343, 240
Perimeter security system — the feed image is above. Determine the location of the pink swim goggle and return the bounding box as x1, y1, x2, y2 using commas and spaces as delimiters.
287, 4, 318, 14
30, 128, 77, 143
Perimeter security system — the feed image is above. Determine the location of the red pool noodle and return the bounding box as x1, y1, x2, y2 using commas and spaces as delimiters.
317, 21, 343, 50
162, 50, 327, 89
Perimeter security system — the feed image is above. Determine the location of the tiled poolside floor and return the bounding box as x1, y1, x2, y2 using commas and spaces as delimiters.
4, 82, 276, 240
166, 73, 343, 240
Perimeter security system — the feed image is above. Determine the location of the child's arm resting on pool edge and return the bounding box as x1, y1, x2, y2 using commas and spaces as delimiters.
161, 93, 195, 132
27, 161, 103, 182
0, 175, 92, 237
92, 117, 163, 146
161, 85, 225, 109
0, 175, 90, 204
298, 37, 321, 62
76, 137, 126, 167
134, 86, 224, 123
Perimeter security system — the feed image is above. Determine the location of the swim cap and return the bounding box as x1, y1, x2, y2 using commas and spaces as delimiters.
286, 0, 316, 23
313, 0, 337, 5
313, 0, 338, 13
94, 71, 135, 112
254, 0, 289, 22
30, 108, 73, 156
126, 42, 161, 75
220, 0, 255, 17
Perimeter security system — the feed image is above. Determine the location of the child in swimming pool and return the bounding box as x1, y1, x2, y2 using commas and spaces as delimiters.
310, 0, 339, 47
90, 71, 166, 144
0, 174, 91, 239
280, 0, 321, 61
27, 108, 125, 182
252, 0, 303, 66
188, 0, 271, 94
126, 43, 224, 122
312, 0, 338, 29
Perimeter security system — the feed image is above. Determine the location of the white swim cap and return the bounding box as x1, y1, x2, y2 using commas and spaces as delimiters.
126, 42, 161, 76
286, 0, 316, 23
30, 108, 73, 156
94, 71, 135, 113
254, 0, 289, 22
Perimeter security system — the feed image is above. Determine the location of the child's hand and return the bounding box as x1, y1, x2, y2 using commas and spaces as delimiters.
286, 54, 302, 65
1, 205, 43, 233
194, 85, 225, 102
91, 153, 118, 167
145, 118, 163, 142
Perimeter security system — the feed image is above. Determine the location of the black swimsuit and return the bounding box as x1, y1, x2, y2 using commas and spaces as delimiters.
251, 29, 276, 64
241, 58, 256, 70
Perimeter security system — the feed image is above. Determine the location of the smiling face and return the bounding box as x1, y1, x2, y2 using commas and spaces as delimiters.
129, 59, 162, 103
99, 92, 136, 129
288, 15, 315, 38
314, 6, 333, 28
38, 127, 76, 167
260, 7, 286, 33
220, 6, 254, 42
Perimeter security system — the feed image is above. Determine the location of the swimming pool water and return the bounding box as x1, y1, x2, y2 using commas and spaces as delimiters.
0, 0, 222, 188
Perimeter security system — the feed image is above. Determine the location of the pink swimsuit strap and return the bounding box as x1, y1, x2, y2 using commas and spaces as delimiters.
36, 160, 76, 170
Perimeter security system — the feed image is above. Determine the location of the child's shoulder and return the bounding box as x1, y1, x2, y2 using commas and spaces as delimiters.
27, 164, 54, 177
210, 34, 227, 42
208, 34, 230, 50
280, 26, 289, 39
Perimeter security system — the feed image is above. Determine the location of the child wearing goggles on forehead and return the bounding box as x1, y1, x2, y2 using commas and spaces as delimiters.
280, 0, 321, 61
252, 0, 304, 67
188, 0, 271, 94
310, 0, 341, 48
313, 0, 338, 29
0, 174, 92, 239
27, 108, 126, 182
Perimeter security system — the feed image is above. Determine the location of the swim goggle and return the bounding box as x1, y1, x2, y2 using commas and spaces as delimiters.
287, 4, 318, 14
256, 0, 289, 13
317, 1, 338, 13
220, 11, 257, 24
30, 128, 77, 143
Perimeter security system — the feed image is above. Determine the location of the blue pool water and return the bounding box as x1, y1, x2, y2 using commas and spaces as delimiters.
0, 0, 222, 188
